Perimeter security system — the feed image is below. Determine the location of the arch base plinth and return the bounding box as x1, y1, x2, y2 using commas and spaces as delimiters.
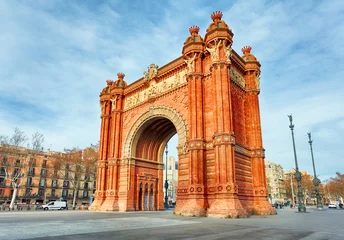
252, 197, 277, 215
174, 198, 207, 217
100, 197, 119, 211
207, 197, 248, 218
89, 198, 105, 211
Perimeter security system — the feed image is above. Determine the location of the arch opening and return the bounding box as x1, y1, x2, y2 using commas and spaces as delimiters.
132, 117, 177, 162
130, 116, 179, 211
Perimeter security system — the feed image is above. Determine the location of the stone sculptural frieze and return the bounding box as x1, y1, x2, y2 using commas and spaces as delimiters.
124, 70, 187, 110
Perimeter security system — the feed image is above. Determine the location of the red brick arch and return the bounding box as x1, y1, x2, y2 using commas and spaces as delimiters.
122, 106, 188, 160
90, 11, 276, 218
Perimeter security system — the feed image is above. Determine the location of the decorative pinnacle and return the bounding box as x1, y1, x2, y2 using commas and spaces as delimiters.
242, 46, 252, 54
106, 80, 113, 86
117, 72, 125, 80
211, 11, 223, 22
189, 25, 200, 35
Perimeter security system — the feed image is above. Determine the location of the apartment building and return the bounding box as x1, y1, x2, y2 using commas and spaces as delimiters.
0, 147, 96, 207
265, 160, 286, 204
163, 156, 178, 203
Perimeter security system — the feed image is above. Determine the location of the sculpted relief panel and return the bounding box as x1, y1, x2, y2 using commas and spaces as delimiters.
124, 70, 187, 110
230, 68, 245, 89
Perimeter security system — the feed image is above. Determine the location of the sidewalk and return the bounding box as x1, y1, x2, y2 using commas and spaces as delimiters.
0, 207, 343, 239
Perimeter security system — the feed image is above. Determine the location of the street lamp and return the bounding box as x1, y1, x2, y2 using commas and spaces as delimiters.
288, 115, 306, 212
290, 172, 295, 207
307, 132, 323, 210
164, 144, 169, 209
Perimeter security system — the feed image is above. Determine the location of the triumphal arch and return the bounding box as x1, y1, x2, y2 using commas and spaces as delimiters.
90, 11, 276, 218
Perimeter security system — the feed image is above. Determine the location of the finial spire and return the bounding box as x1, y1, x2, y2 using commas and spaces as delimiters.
189, 26, 200, 35
117, 72, 125, 80
242, 46, 252, 54
211, 11, 223, 22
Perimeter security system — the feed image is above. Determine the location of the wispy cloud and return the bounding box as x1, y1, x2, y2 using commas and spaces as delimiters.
0, 0, 343, 180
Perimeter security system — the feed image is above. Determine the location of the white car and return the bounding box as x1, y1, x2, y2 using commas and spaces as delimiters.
42, 201, 67, 210
328, 203, 337, 209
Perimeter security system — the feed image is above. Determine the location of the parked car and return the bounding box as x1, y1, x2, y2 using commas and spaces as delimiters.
42, 201, 67, 210
328, 203, 337, 209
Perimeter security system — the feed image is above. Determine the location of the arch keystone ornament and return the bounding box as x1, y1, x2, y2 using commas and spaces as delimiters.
90, 11, 276, 218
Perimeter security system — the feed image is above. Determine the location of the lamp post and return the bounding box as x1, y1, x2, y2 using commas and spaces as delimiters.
307, 132, 323, 209
290, 172, 295, 207
164, 144, 169, 209
288, 115, 306, 212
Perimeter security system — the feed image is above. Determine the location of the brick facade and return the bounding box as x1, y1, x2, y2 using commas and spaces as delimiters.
90, 11, 276, 218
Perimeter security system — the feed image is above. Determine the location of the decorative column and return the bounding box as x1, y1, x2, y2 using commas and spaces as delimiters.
101, 73, 126, 211
288, 115, 307, 212
89, 81, 112, 211
205, 11, 247, 218
175, 25, 207, 217
242, 46, 276, 215
307, 133, 323, 210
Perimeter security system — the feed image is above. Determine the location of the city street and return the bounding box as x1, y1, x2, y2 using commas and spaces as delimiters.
0, 207, 343, 240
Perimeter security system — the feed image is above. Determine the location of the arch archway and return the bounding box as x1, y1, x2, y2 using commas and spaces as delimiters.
122, 106, 188, 160
90, 11, 276, 218
118, 106, 187, 211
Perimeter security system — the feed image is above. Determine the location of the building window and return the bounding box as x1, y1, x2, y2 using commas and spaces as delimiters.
29, 158, 35, 166
0, 177, 5, 185
0, 167, 5, 175
15, 159, 21, 166
42, 160, 47, 168
84, 183, 88, 190
25, 188, 31, 196
38, 188, 44, 196
40, 178, 46, 187
0, 188, 4, 196
51, 188, 56, 197
52, 180, 57, 188
83, 191, 88, 198
41, 169, 46, 176
62, 189, 68, 197
28, 168, 35, 176
54, 169, 58, 177
27, 177, 32, 186
13, 168, 19, 176
63, 180, 69, 188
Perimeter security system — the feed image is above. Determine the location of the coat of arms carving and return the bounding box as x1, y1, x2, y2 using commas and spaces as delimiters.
144, 64, 159, 80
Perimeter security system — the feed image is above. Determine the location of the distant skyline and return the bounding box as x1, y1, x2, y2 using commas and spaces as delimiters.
1, 0, 343, 181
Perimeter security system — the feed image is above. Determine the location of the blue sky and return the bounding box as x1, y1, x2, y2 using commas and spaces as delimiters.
1, 0, 343, 181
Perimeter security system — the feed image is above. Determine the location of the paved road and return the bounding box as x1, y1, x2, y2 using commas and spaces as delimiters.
0, 207, 343, 239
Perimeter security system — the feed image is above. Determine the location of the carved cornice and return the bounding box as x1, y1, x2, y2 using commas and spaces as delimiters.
122, 49, 245, 96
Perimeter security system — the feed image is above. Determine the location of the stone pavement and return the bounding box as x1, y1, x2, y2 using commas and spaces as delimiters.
0, 207, 343, 240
